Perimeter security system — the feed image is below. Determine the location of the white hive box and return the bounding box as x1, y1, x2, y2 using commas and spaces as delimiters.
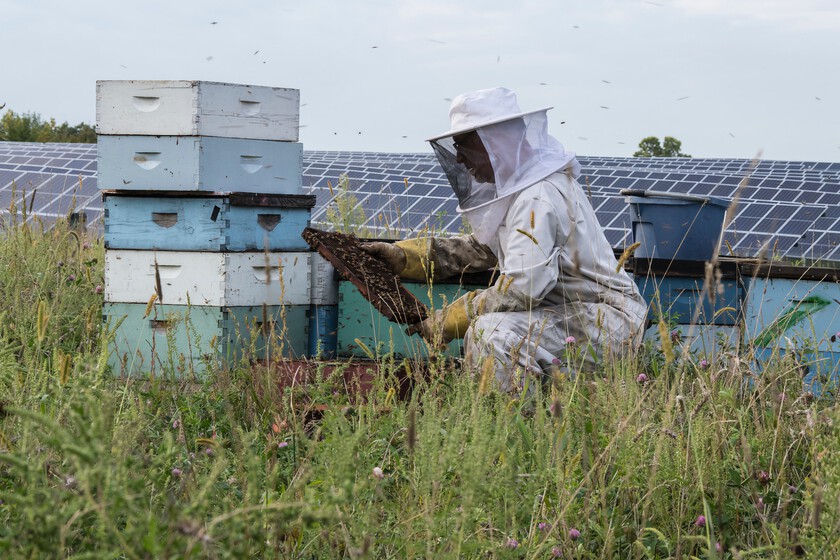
96, 80, 299, 141
310, 252, 339, 305
105, 250, 311, 307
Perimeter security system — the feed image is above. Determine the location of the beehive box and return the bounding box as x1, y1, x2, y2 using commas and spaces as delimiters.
97, 135, 302, 193
309, 304, 339, 359
337, 280, 482, 358
633, 274, 742, 325
104, 250, 310, 307
96, 80, 300, 140
103, 191, 315, 251
310, 252, 339, 305
104, 302, 309, 377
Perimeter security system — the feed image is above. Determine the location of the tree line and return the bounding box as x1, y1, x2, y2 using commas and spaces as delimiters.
0, 109, 96, 143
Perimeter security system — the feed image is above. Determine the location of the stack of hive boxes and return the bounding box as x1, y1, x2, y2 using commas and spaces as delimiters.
97, 80, 317, 376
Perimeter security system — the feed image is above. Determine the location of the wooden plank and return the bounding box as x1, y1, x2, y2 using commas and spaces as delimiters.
302, 228, 427, 325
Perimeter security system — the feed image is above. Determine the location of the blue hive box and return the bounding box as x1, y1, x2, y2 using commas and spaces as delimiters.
97, 135, 302, 194
622, 189, 729, 261
103, 191, 315, 252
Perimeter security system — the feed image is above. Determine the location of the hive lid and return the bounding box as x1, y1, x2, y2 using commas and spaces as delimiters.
301, 228, 428, 325
620, 189, 730, 207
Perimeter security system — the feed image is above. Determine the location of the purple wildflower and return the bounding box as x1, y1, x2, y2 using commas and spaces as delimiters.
716, 542, 722, 553
699, 359, 710, 369
172, 419, 180, 429
204, 447, 214, 457
538, 522, 549, 532
504, 537, 519, 549
636, 373, 648, 384
372, 466, 384, 480
278, 441, 289, 449
568, 528, 580, 541
95, 284, 103, 295
695, 515, 706, 528
67, 274, 76, 282
552, 546, 563, 558
565, 336, 576, 345
671, 330, 681, 343
757, 470, 770, 485
551, 357, 562, 366
171, 467, 182, 478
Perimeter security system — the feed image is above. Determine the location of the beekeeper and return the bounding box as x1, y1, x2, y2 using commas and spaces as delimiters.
365, 87, 647, 393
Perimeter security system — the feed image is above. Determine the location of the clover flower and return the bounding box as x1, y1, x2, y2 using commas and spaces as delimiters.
278, 441, 289, 449
636, 373, 648, 384
694, 515, 706, 528
568, 528, 580, 541
171, 467, 182, 478
565, 336, 576, 345
372, 466, 384, 480
505, 537, 519, 549
699, 359, 710, 369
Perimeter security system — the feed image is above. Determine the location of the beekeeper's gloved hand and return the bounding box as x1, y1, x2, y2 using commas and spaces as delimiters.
362, 238, 431, 280
361, 242, 406, 275
407, 292, 475, 346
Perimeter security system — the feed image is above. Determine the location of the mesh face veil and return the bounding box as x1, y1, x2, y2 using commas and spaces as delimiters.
429, 100, 580, 246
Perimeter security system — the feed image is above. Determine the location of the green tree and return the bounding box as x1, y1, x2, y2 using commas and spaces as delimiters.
633, 136, 691, 157
0, 109, 96, 143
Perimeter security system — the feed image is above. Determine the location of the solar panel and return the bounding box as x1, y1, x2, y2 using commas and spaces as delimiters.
1, 141, 839, 263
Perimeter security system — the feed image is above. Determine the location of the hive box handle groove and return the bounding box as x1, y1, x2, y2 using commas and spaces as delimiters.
240, 155, 263, 174
152, 212, 178, 228
257, 214, 282, 231
132, 96, 161, 112
239, 99, 261, 115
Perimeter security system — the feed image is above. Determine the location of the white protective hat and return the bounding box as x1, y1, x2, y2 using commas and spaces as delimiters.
427, 87, 552, 142
427, 87, 579, 247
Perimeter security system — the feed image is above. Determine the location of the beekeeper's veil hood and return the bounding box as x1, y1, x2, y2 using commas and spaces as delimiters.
428, 87, 580, 246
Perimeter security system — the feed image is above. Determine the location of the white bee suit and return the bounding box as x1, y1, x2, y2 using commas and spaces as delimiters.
420, 173, 647, 392
417, 87, 647, 392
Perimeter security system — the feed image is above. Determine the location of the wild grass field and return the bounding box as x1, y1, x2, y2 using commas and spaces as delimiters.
1, 214, 839, 559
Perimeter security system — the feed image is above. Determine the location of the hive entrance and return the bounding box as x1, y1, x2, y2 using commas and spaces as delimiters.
302, 228, 428, 325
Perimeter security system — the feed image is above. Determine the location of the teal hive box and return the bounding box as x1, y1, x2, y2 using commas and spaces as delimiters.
336, 280, 485, 359
622, 189, 729, 261
104, 302, 309, 377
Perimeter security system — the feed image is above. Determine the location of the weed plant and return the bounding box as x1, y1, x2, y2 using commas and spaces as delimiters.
2, 217, 840, 558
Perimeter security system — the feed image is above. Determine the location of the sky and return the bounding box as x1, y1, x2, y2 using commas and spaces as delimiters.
3, 0, 839, 162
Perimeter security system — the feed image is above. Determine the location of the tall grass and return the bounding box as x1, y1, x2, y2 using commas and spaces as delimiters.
1, 217, 839, 558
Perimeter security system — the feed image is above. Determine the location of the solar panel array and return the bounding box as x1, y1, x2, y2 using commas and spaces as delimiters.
2, 140, 840, 263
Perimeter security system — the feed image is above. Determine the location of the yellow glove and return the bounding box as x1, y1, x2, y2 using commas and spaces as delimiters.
361, 238, 431, 281
407, 292, 475, 345
394, 238, 432, 281
361, 241, 406, 274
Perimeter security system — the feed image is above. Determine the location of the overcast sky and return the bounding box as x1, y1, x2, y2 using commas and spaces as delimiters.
3, 0, 839, 162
